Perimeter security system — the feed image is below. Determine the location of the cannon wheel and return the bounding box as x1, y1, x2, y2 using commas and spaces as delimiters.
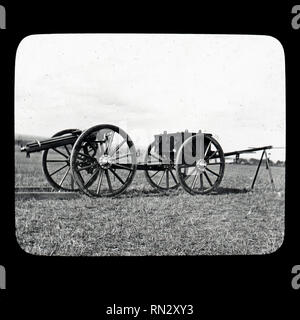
175, 134, 225, 195
144, 142, 180, 191
70, 124, 137, 197
42, 129, 80, 191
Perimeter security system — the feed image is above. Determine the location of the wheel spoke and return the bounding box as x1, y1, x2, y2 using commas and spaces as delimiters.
64, 145, 71, 156
170, 169, 178, 184
113, 163, 133, 171
105, 170, 113, 192
112, 153, 131, 161
77, 172, 85, 186
157, 170, 166, 186
52, 148, 68, 159
200, 173, 204, 190
84, 168, 100, 188
109, 138, 126, 156
204, 141, 212, 157
77, 152, 95, 160
109, 168, 125, 185
166, 170, 169, 188
150, 170, 160, 179
206, 167, 220, 177
183, 167, 197, 180
207, 162, 223, 165
58, 166, 70, 187
96, 169, 104, 194
50, 163, 68, 177
203, 171, 213, 186
191, 172, 199, 189
105, 131, 115, 154
207, 150, 219, 160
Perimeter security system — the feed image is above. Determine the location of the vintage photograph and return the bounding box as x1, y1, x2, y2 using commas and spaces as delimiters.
15, 34, 285, 255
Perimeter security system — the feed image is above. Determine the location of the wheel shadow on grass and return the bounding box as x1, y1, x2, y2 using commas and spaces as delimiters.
119, 186, 250, 198
210, 187, 250, 195
120, 188, 177, 198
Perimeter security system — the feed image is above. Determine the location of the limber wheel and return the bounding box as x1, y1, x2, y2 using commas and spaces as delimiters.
175, 134, 225, 195
144, 142, 180, 191
42, 129, 80, 191
70, 124, 137, 197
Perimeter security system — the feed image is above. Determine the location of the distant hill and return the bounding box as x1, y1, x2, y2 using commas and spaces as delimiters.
236, 157, 285, 167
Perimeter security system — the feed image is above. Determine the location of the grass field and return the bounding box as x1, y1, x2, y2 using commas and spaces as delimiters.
15, 146, 285, 256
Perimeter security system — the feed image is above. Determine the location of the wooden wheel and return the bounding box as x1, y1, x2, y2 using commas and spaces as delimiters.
144, 142, 180, 191
42, 129, 80, 191
70, 124, 137, 197
175, 134, 225, 195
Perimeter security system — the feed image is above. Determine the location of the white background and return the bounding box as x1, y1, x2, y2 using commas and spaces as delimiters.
15, 34, 285, 160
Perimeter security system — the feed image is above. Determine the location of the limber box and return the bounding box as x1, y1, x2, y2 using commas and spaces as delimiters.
154, 130, 213, 163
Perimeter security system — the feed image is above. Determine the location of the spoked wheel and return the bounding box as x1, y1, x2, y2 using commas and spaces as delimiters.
42, 129, 80, 191
144, 142, 180, 191
175, 133, 225, 195
70, 124, 137, 197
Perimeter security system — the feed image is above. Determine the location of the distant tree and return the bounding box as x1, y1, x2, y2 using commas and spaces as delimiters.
248, 158, 258, 165
275, 160, 285, 167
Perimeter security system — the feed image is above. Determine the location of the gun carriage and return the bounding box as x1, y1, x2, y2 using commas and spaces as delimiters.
20, 124, 273, 197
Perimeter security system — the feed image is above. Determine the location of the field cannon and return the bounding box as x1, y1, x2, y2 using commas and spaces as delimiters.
20, 124, 274, 196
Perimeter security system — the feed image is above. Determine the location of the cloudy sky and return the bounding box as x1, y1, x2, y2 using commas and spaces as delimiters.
15, 34, 285, 160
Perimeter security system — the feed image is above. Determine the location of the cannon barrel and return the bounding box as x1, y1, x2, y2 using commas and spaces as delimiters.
20, 130, 82, 156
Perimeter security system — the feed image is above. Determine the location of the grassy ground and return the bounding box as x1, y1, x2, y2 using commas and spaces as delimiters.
15, 146, 285, 256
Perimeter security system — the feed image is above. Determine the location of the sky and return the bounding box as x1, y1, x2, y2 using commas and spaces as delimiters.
14, 34, 285, 160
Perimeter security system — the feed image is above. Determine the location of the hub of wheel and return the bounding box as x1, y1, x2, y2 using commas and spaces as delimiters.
98, 154, 113, 169
196, 159, 207, 172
